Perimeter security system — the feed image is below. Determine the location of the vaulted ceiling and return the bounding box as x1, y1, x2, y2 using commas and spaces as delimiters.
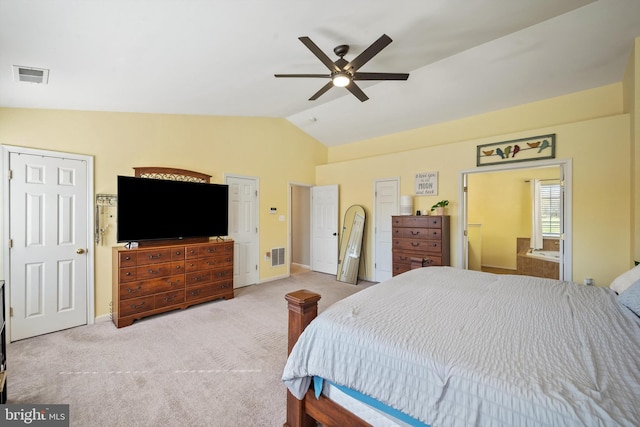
1, 0, 639, 147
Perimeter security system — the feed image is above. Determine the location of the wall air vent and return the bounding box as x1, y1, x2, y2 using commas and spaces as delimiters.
270, 247, 285, 267
13, 65, 49, 84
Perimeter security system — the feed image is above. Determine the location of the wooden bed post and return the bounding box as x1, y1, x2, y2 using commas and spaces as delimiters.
284, 290, 321, 427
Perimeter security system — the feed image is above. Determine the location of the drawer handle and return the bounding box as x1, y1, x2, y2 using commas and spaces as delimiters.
189, 263, 195, 267
175, 265, 181, 270
175, 251, 182, 255
399, 256, 408, 261
148, 253, 163, 260
431, 243, 438, 247
220, 283, 231, 289
193, 275, 206, 282
411, 242, 420, 247
425, 258, 433, 265
167, 280, 180, 286
411, 231, 420, 235
207, 248, 217, 253
124, 256, 131, 261
163, 295, 176, 302
126, 286, 142, 293
130, 302, 146, 309
189, 290, 201, 296
148, 268, 161, 274
226, 257, 232, 262
125, 272, 132, 276
206, 261, 215, 266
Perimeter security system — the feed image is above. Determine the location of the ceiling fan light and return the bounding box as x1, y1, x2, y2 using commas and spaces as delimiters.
332, 73, 351, 87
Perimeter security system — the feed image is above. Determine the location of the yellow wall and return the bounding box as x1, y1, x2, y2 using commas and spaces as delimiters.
0, 109, 327, 318
318, 112, 631, 288
328, 84, 624, 163
623, 37, 639, 263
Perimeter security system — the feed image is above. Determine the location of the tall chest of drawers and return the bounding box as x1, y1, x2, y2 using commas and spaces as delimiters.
112, 239, 234, 328
392, 215, 450, 276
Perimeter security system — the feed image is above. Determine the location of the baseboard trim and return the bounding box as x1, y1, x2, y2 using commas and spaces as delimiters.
95, 314, 112, 323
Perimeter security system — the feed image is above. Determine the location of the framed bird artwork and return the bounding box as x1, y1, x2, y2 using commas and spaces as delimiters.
476, 134, 556, 166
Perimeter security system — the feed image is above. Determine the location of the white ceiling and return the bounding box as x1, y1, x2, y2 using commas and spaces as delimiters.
1, 0, 639, 147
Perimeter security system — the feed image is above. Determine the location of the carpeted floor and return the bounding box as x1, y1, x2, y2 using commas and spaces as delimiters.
7, 270, 374, 427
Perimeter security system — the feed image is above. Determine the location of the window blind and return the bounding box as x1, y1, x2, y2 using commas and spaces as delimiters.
540, 183, 561, 236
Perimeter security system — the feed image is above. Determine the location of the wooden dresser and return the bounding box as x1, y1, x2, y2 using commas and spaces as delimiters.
112, 239, 234, 328
392, 215, 450, 276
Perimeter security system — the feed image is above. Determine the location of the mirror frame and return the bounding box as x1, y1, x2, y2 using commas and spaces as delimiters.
337, 205, 366, 284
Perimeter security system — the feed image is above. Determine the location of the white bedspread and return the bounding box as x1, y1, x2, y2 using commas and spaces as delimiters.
282, 267, 640, 426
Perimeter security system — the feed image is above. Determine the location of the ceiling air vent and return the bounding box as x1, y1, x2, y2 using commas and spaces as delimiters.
13, 66, 49, 84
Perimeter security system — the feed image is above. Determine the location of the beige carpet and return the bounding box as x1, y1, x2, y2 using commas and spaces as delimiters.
7, 270, 374, 427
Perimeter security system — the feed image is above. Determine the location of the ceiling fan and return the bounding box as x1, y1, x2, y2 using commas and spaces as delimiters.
274, 34, 409, 102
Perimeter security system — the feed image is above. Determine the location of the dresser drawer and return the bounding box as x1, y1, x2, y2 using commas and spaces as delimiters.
198, 244, 226, 257
137, 248, 173, 265
392, 263, 411, 276
393, 239, 442, 253
185, 259, 199, 272
154, 290, 185, 308
186, 270, 212, 286
119, 267, 137, 283
119, 252, 137, 267
393, 252, 413, 266
421, 255, 443, 266
186, 281, 233, 302
197, 257, 223, 270
185, 246, 200, 259
170, 247, 186, 261
211, 267, 233, 282
392, 216, 442, 228
120, 295, 154, 317
136, 261, 184, 280
119, 274, 185, 300
395, 228, 442, 240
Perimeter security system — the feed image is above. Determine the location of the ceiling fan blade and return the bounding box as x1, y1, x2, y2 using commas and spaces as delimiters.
346, 81, 369, 102
299, 37, 341, 73
353, 72, 409, 81
309, 81, 334, 100
274, 74, 330, 78
345, 34, 393, 73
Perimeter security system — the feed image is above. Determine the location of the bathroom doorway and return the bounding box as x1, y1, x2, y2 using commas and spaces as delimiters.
459, 159, 572, 281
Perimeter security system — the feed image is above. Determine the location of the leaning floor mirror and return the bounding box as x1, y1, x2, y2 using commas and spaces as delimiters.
337, 205, 366, 284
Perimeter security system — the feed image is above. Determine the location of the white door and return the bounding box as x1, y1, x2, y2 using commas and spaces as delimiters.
226, 175, 258, 287
8, 151, 90, 341
311, 185, 338, 275
374, 178, 399, 282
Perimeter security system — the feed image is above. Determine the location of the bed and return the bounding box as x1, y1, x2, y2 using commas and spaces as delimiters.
282, 266, 640, 427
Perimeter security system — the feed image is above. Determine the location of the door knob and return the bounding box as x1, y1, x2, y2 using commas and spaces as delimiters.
76, 248, 86, 254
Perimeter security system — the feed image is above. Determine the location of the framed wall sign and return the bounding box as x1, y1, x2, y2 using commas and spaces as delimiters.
415, 171, 438, 196
477, 134, 556, 166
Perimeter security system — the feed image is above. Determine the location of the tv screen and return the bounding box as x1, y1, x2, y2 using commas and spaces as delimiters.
117, 176, 229, 243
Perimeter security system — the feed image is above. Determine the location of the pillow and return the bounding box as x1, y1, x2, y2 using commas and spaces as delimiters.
610, 264, 640, 294
617, 279, 640, 317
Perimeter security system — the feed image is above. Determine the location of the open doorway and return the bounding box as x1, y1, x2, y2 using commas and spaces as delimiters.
290, 183, 311, 275
459, 159, 572, 281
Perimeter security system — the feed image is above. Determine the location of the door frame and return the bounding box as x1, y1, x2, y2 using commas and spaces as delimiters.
458, 158, 572, 281
2, 145, 95, 342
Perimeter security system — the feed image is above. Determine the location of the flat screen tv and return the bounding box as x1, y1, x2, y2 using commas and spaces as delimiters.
117, 175, 229, 243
